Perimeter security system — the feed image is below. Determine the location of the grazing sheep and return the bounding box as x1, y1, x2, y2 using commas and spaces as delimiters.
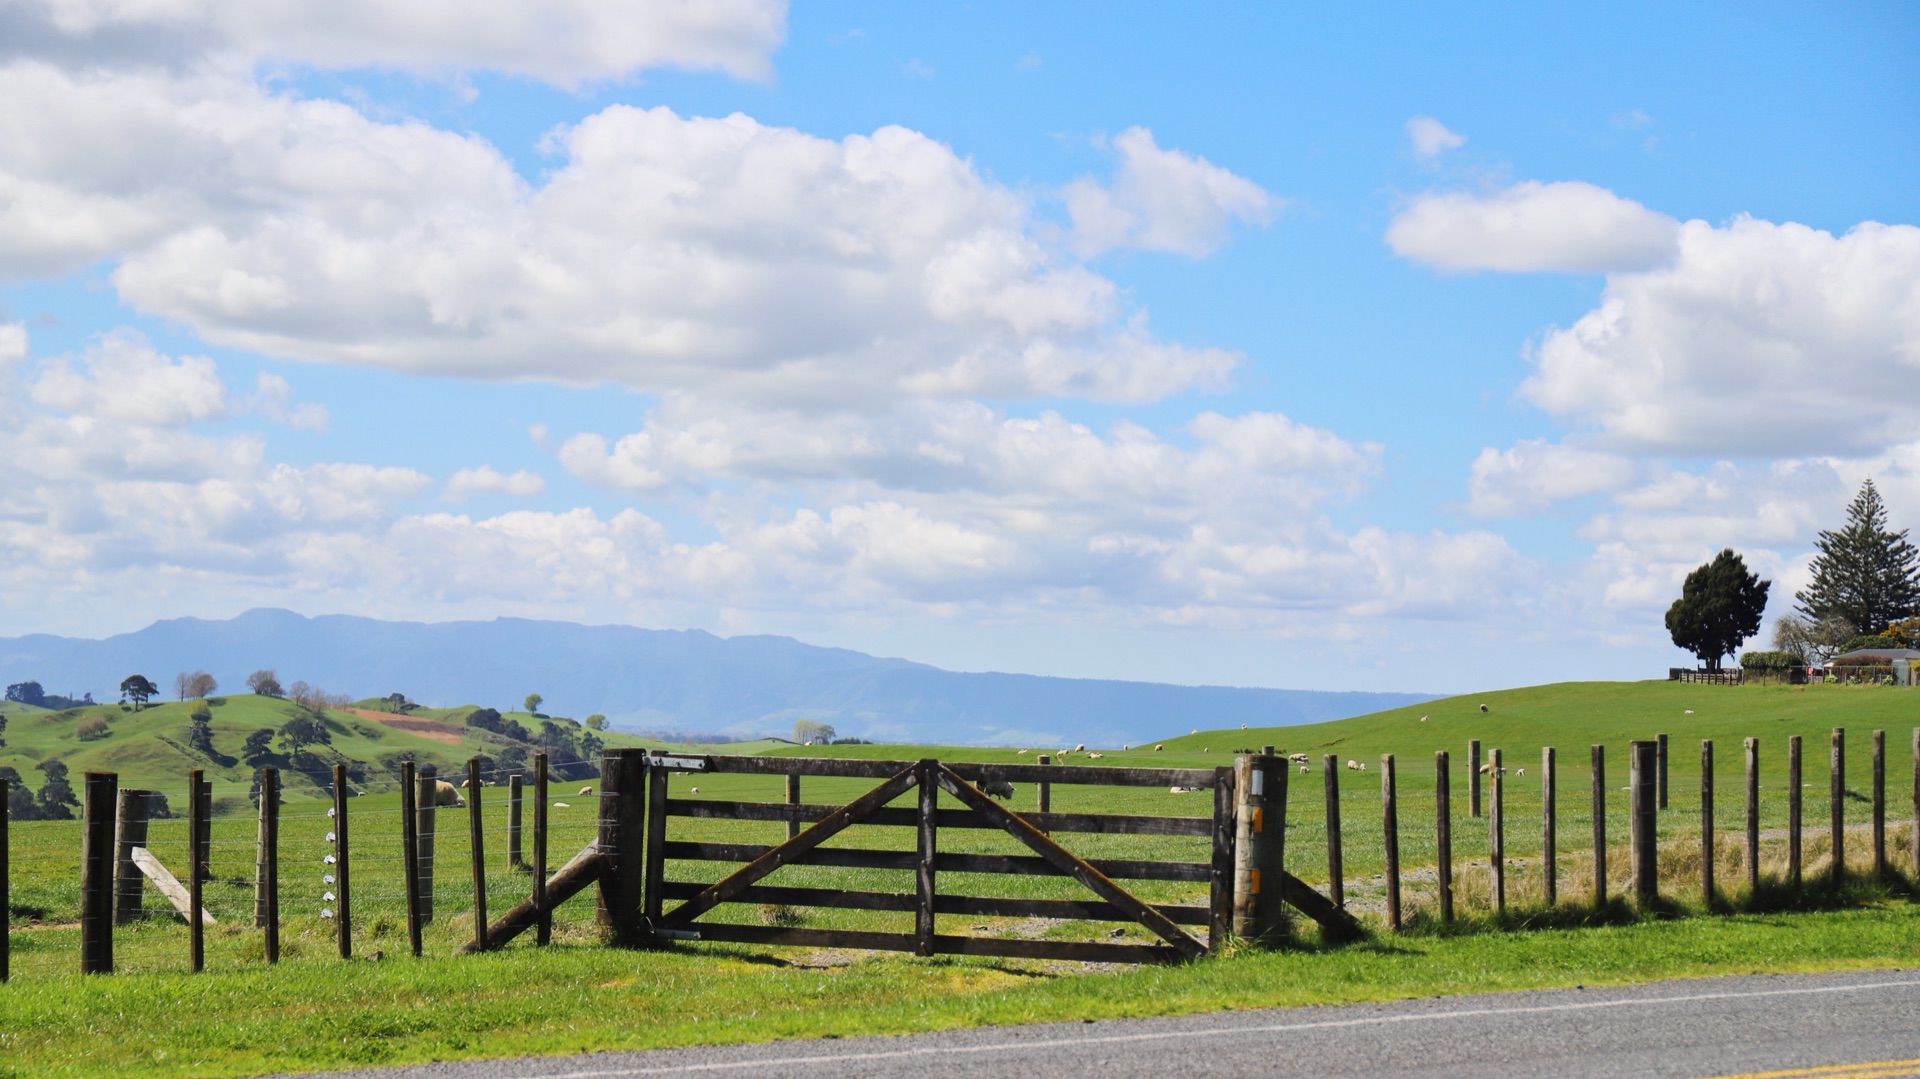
579, 786, 594, 796
1479, 703, 1489, 712
1299, 765, 1309, 774
1289, 753, 1310, 764
1154, 744, 1163, 752
1516, 767, 1526, 777
1190, 729, 1198, 735
689, 786, 700, 794
1346, 759, 1359, 771
1017, 749, 1028, 755
1479, 763, 1494, 775
1420, 715, 1428, 722
1087, 752, 1104, 759
433, 780, 465, 808
553, 801, 571, 808
1684, 709, 1694, 714
459, 778, 472, 789
1169, 785, 1197, 794
1074, 743, 1086, 752
1122, 745, 1129, 751
1360, 762, 1368, 771
980, 779, 1016, 800
1240, 724, 1248, 730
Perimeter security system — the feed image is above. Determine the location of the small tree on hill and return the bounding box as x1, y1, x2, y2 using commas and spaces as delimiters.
1666, 549, 1771, 671
2, 765, 35, 820
247, 669, 284, 697
278, 715, 331, 756
1796, 479, 1920, 635
0, 711, 8, 748
242, 728, 276, 766
120, 674, 158, 710
187, 703, 216, 756
524, 692, 544, 714
35, 758, 78, 819
793, 719, 836, 745
188, 671, 217, 698
583, 713, 607, 731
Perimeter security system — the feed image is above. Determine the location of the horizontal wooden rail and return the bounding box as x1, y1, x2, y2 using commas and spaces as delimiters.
671, 755, 1222, 788
665, 799, 1214, 836
659, 881, 1210, 925
684, 923, 1186, 964
661, 840, 1211, 882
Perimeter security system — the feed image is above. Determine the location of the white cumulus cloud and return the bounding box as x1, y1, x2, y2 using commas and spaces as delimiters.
1386, 180, 1679, 273
1466, 439, 1640, 517
1066, 127, 1278, 258
444, 466, 546, 501
28, 329, 227, 425
1404, 116, 1465, 161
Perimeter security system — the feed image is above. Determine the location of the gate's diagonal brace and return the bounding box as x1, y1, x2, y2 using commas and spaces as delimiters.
461, 844, 606, 953
1276, 870, 1366, 942
935, 764, 1207, 959
660, 764, 920, 930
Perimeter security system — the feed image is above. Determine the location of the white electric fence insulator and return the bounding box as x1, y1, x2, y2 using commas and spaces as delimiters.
325, 831, 336, 843
323, 854, 336, 864
327, 807, 336, 818
323, 873, 335, 884
321, 909, 334, 919
323, 891, 336, 902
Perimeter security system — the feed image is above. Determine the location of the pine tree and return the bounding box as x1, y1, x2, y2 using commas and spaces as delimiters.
1795, 479, 1920, 636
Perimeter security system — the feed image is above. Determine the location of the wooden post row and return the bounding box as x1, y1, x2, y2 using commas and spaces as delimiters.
1657, 732, 1669, 811
916, 759, 937, 957
1541, 746, 1557, 907
508, 773, 525, 871
785, 773, 801, 840
1871, 729, 1885, 880
1913, 728, 1920, 879
1788, 735, 1803, 889
1830, 728, 1845, 888
1489, 748, 1504, 915
1629, 741, 1656, 906
416, 764, 437, 925
1701, 740, 1714, 906
1436, 750, 1453, 923
1210, 766, 1235, 951
399, 760, 423, 958
81, 771, 117, 974
468, 758, 489, 954
1322, 755, 1343, 909
1591, 745, 1606, 906
1381, 754, 1400, 931
1, 775, 9, 983
333, 763, 351, 961
113, 788, 151, 925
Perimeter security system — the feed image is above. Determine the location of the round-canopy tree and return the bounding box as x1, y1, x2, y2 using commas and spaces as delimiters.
1667, 548, 1771, 671
1795, 478, 1920, 636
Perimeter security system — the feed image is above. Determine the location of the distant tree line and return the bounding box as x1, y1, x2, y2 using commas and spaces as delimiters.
0, 758, 80, 821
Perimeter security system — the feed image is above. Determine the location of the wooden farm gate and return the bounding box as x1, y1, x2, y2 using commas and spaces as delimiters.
640, 754, 1238, 963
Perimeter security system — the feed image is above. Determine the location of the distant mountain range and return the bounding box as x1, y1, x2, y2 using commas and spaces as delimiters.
0, 609, 1434, 747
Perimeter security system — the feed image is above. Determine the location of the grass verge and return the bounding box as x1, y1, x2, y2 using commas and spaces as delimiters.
2, 902, 1915, 1079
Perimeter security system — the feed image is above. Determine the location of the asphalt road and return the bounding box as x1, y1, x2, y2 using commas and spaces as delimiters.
290, 967, 1920, 1079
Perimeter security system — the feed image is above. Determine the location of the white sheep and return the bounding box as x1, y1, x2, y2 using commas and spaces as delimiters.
433, 780, 465, 808
689, 786, 700, 794
1155, 744, 1163, 752
1419, 715, 1428, 722
579, 785, 594, 796
1087, 752, 1104, 759
1299, 765, 1309, 774
553, 801, 571, 808
1074, 743, 1086, 752
1017, 749, 1028, 755
1516, 767, 1526, 777
1346, 759, 1359, 771
1169, 785, 1197, 794
1479, 703, 1489, 712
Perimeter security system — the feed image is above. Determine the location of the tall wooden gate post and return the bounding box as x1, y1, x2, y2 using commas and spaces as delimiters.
1629, 741, 1657, 906
113, 788, 152, 924
189, 769, 206, 972
1541, 747, 1557, 906
1321, 755, 1343, 909
1232, 753, 1288, 942
915, 759, 938, 957
1, 775, 9, 983
1489, 748, 1505, 915
399, 760, 423, 958
416, 764, 437, 925
1787, 735, 1803, 889
1912, 728, 1919, 879
596, 749, 648, 947
1744, 738, 1760, 892
1871, 730, 1885, 879
467, 758, 489, 954
534, 752, 551, 946
1830, 728, 1845, 888
1657, 733, 1669, 811
1435, 750, 1453, 923
80, 771, 117, 974
332, 764, 351, 960
261, 768, 280, 964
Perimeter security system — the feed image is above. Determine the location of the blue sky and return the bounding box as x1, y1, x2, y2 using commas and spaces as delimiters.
1, 1, 1916, 694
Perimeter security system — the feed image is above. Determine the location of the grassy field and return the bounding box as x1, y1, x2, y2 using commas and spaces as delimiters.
2, 678, 1918, 1076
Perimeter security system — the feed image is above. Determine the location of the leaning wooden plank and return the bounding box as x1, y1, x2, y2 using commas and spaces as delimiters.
1276, 870, 1366, 942
660, 765, 921, 929
129, 847, 214, 925
460, 846, 605, 954
664, 842, 919, 871
939, 852, 1212, 882
936, 765, 1206, 959
680, 923, 920, 953
936, 894, 1211, 926
667, 800, 1213, 837
932, 935, 1185, 964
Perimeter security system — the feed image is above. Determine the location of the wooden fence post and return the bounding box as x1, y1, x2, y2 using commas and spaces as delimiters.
1436, 750, 1453, 923
1830, 728, 1845, 888
467, 758, 489, 953
1, 775, 9, 983
643, 753, 668, 935
1233, 753, 1289, 942
400, 760, 423, 958
1382, 754, 1401, 931
1209, 767, 1235, 951
1542, 747, 1557, 907
416, 764, 437, 925
332, 764, 350, 961
596, 749, 647, 947
1745, 738, 1759, 892
1912, 728, 1919, 879
507, 774, 524, 870
534, 752, 550, 946
113, 788, 151, 924
1322, 754, 1343, 909
1489, 748, 1505, 915
81, 771, 117, 974
785, 773, 801, 840
1469, 739, 1482, 819
1591, 745, 1607, 906
1871, 729, 1885, 880
1629, 741, 1657, 906
1657, 733, 1669, 811
916, 759, 937, 957
1036, 755, 1051, 833
1701, 740, 1715, 907
262, 768, 280, 964
1788, 735, 1803, 890
188, 770, 205, 972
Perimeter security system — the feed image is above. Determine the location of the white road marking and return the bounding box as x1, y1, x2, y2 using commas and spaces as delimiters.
509, 977, 1920, 1078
